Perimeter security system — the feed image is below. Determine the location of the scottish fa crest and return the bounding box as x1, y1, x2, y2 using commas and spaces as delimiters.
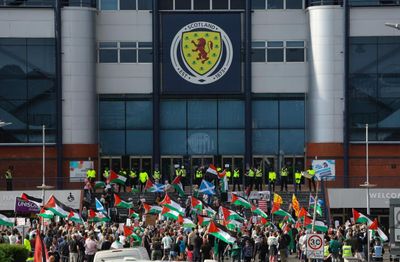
170, 21, 233, 85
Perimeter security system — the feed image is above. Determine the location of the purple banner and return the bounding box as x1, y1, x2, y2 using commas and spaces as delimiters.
15, 197, 40, 213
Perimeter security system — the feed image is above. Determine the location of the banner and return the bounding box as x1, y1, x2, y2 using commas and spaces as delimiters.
312, 160, 335, 181
70, 161, 93, 182
15, 197, 40, 213
229, 191, 270, 201
161, 13, 242, 94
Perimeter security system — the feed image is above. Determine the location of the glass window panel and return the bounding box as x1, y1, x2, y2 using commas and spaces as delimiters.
349, 74, 377, 98
279, 100, 304, 128
252, 0, 266, 8
126, 130, 153, 155
28, 97, 56, 129
286, 0, 302, 8
286, 48, 304, 62
252, 100, 278, 128
287, 41, 304, 48
349, 43, 377, 74
29, 128, 56, 143
0, 45, 27, 74
0, 100, 28, 143
212, 0, 228, 9
99, 101, 125, 129
99, 42, 117, 48
27, 44, 55, 75
267, 49, 284, 62
99, 50, 118, 63
160, 100, 186, 129
159, 0, 173, 9
267, 0, 283, 8
188, 100, 217, 128
0, 78, 26, 100
280, 129, 304, 155
160, 130, 187, 155
252, 41, 265, 48
120, 0, 136, 9
138, 0, 152, 9
194, 0, 210, 9
100, 130, 125, 155
252, 129, 279, 155
252, 49, 266, 62
138, 49, 152, 63
378, 44, 400, 74
176, 0, 191, 9
126, 101, 152, 129
100, 0, 117, 10
267, 41, 283, 47
188, 130, 217, 155
120, 49, 137, 63
350, 128, 377, 141
377, 98, 400, 129
379, 74, 400, 98
138, 42, 152, 48
231, 0, 245, 9
120, 42, 136, 48
218, 129, 245, 155
28, 79, 55, 100
218, 100, 245, 128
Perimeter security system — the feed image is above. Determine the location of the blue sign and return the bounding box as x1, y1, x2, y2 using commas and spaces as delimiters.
312, 160, 336, 181
161, 13, 242, 94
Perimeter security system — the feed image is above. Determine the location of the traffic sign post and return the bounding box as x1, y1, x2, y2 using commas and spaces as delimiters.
306, 234, 324, 259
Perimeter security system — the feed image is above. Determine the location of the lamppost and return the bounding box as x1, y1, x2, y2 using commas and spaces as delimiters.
360, 124, 376, 262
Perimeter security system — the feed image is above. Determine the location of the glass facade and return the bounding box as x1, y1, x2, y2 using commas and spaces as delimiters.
0, 38, 56, 143
349, 36, 400, 141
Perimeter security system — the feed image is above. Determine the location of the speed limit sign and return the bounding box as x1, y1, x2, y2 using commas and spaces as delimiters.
306, 234, 324, 259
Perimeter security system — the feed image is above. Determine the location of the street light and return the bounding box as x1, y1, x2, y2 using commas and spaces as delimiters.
360, 124, 376, 262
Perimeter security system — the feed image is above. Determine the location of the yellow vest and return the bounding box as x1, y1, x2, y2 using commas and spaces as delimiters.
324, 245, 330, 257
103, 170, 110, 178
255, 169, 262, 177
268, 171, 276, 181
130, 170, 137, 178
175, 169, 181, 177
195, 170, 203, 178
308, 169, 315, 177
139, 172, 148, 183
181, 168, 186, 177
24, 238, 31, 251
26, 257, 34, 262
5, 170, 12, 179
233, 170, 240, 178
86, 169, 96, 178
342, 245, 352, 257
226, 171, 231, 178
281, 168, 288, 177
295, 172, 302, 184
248, 169, 255, 177
153, 170, 161, 180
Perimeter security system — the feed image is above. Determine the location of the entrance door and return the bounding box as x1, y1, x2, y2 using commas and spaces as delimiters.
129, 156, 152, 173
100, 156, 122, 180
222, 156, 244, 175
161, 156, 183, 182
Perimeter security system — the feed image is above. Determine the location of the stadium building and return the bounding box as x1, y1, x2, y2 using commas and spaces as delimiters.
0, 0, 400, 222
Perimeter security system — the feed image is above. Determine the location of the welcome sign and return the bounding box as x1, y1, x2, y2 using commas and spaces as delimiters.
161, 13, 242, 94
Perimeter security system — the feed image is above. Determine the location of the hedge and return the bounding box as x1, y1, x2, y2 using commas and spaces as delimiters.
0, 244, 28, 262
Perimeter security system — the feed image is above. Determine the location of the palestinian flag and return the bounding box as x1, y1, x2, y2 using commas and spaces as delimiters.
298, 207, 310, 218
273, 208, 295, 223
218, 169, 226, 179
261, 217, 270, 225
124, 226, 142, 242
191, 196, 203, 211
369, 218, 379, 230
204, 204, 217, 217
161, 206, 179, 220
143, 203, 162, 214
129, 209, 139, 219
178, 216, 196, 228
352, 209, 372, 224
131, 187, 140, 193
208, 221, 236, 244
144, 179, 165, 193
68, 210, 83, 224
38, 208, 54, 219
226, 220, 242, 231
108, 170, 127, 185
34, 233, 48, 262
172, 176, 185, 197
292, 194, 300, 216
251, 205, 268, 219
220, 206, 244, 221
197, 215, 211, 227
206, 164, 219, 176
231, 193, 251, 209
114, 194, 133, 209
21, 193, 42, 208
88, 209, 110, 222
44, 195, 70, 218
94, 181, 106, 189
0, 214, 14, 227
303, 216, 313, 227
160, 194, 185, 215
271, 203, 281, 214
370, 227, 388, 242
306, 220, 328, 232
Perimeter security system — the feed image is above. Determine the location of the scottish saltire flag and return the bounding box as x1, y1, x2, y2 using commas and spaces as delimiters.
95, 198, 106, 213
199, 180, 215, 195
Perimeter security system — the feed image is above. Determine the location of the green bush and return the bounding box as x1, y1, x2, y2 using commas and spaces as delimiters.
0, 244, 28, 262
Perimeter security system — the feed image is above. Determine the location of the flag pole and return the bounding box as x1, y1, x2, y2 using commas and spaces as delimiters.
311, 180, 319, 233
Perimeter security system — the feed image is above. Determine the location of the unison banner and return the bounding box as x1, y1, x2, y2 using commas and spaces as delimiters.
161, 13, 242, 94
15, 197, 40, 214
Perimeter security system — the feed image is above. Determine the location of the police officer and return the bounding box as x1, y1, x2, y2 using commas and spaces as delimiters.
280, 166, 288, 192
119, 168, 127, 192
139, 169, 148, 192
294, 169, 302, 191
86, 167, 96, 182
255, 166, 263, 191
103, 167, 110, 181
195, 167, 203, 187
4, 166, 13, 191
268, 169, 277, 192
233, 167, 241, 191
224, 164, 231, 187
129, 168, 137, 190
246, 167, 255, 190
175, 165, 181, 180
342, 240, 353, 259
181, 165, 186, 190
153, 168, 161, 183
307, 165, 317, 193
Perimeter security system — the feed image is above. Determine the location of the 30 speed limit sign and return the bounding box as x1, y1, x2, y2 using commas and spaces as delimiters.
306, 234, 324, 259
